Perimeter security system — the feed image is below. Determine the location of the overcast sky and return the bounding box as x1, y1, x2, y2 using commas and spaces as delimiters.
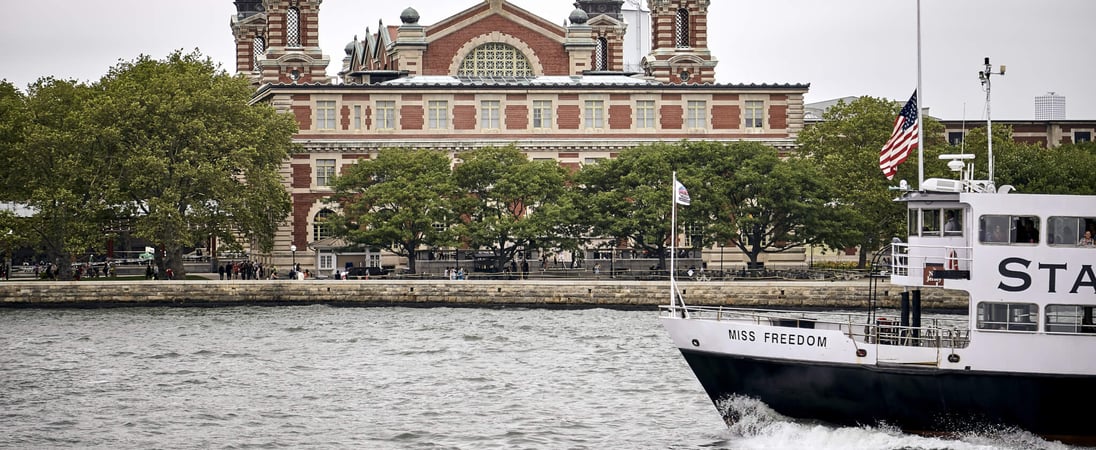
3, 0, 1093, 120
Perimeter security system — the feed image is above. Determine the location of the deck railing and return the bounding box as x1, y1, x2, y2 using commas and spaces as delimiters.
661, 305, 970, 349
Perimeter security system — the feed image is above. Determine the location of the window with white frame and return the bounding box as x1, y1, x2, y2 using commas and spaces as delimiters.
319, 253, 334, 271
428, 100, 449, 129
352, 105, 362, 130
584, 100, 605, 129
532, 100, 553, 129
316, 100, 336, 130
376, 101, 396, 130
636, 100, 655, 129
977, 302, 1038, 332
315, 159, 336, 187
687, 100, 707, 129
480, 100, 501, 129
684, 223, 704, 248
744, 100, 764, 129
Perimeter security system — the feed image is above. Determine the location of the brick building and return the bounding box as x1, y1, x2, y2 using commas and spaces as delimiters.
230, 0, 810, 275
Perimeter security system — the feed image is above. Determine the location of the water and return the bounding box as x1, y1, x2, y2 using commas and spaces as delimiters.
0, 306, 1082, 449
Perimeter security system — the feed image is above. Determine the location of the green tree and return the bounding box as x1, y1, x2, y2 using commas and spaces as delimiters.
95, 50, 296, 278
575, 143, 685, 271
959, 126, 1096, 195
330, 148, 457, 274
2, 78, 115, 280
689, 141, 853, 268
797, 96, 945, 267
451, 145, 570, 272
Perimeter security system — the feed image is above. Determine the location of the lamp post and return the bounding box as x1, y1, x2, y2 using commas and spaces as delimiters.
719, 242, 724, 274
290, 244, 297, 270
5, 230, 11, 281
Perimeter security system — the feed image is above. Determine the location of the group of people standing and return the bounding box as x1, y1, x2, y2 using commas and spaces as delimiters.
217, 260, 273, 280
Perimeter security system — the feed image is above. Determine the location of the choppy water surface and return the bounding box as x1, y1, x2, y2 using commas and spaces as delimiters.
0, 306, 1080, 449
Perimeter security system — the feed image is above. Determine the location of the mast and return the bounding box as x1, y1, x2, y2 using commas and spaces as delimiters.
979, 57, 1005, 189
915, 0, 924, 189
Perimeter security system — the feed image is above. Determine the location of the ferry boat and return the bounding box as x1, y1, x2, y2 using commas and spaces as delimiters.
660, 165, 1096, 444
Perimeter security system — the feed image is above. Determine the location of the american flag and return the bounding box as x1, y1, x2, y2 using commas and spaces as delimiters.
879, 91, 919, 180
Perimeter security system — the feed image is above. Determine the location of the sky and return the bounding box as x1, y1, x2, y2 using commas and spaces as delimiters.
3, 0, 1093, 121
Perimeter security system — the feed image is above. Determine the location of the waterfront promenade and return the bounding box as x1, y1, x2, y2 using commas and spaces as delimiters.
0, 278, 966, 310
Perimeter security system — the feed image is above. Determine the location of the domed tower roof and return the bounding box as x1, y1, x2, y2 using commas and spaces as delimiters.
400, 7, 420, 25
569, 7, 589, 25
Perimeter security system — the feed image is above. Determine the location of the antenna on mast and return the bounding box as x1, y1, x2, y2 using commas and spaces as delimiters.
978, 57, 1005, 191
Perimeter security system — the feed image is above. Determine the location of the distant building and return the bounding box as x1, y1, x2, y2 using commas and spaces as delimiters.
230, 0, 810, 273
1034, 92, 1066, 121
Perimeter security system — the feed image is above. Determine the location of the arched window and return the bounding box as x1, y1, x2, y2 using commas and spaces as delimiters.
252, 36, 265, 72
313, 209, 335, 241
457, 43, 533, 77
675, 8, 690, 48
286, 7, 301, 47
595, 37, 608, 71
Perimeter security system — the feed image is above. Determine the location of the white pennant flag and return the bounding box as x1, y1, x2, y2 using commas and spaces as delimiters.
675, 180, 691, 206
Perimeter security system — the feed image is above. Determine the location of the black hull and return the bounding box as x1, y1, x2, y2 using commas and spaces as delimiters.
680, 348, 1096, 446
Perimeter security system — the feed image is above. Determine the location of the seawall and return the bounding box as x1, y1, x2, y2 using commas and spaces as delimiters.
0, 279, 967, 310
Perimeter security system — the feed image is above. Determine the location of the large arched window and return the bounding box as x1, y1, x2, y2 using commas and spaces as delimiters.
675, 8, 690, 48
252, 36, 265, 72
595, 37, 608, 71
286, 7, 301, 47
313, 209, 335, 241
457, 43, 533, 77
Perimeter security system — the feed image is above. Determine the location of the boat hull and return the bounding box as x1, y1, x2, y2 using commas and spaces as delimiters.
678, 348, 1096, 446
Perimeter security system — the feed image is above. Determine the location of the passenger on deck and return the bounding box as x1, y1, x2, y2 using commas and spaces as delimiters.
1080, 230, 1095, 247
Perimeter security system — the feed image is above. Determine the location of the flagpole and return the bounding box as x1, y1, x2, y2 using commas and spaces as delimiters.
915, 0, 924, 190
670, 171, 678, 308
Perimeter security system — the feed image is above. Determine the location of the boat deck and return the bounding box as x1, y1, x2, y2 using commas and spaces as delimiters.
661, 305, 971, 349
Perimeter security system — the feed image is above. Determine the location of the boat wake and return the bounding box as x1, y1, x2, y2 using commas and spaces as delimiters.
713, 395, 1081, 450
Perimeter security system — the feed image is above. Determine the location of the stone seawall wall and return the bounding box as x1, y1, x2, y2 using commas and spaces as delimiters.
0, 280, 967, 310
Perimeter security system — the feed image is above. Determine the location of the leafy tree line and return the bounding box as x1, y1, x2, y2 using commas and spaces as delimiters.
0, 50, 296, 280
4, 58, 1094, 280
329, 97, 1096, 272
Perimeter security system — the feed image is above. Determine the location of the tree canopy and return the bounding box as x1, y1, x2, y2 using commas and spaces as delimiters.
330, 148, 457, 273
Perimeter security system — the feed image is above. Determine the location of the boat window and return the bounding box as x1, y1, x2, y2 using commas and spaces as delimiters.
977, 302, 1038, 332
921, 209, 941, 236
979, 214, 1039, 245
908, 209, 918, 237
943, 209, 962, 236
1045, 304, 1096, 334
1047, 216, 1096, 247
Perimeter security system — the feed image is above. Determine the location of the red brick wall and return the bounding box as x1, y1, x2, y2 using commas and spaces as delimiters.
660, 105, 683, 129
558, 105, 580, 129
454, 105, 476, 130
712, 105, 740, 129
401, 105, 424, 130
609, 104, 632, 129
769, 105, 788, 130
292, 105, 311, 130
506, 104, 528, 129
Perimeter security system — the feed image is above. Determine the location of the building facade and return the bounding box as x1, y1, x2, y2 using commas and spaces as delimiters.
231, 0, 810, 275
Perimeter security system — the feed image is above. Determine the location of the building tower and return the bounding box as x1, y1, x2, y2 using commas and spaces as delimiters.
230, 0, 268, 84
643, 0, 717, 83
575, 0, 629, 72
1035, 92, 1066, 120
231, 0, 330, 85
